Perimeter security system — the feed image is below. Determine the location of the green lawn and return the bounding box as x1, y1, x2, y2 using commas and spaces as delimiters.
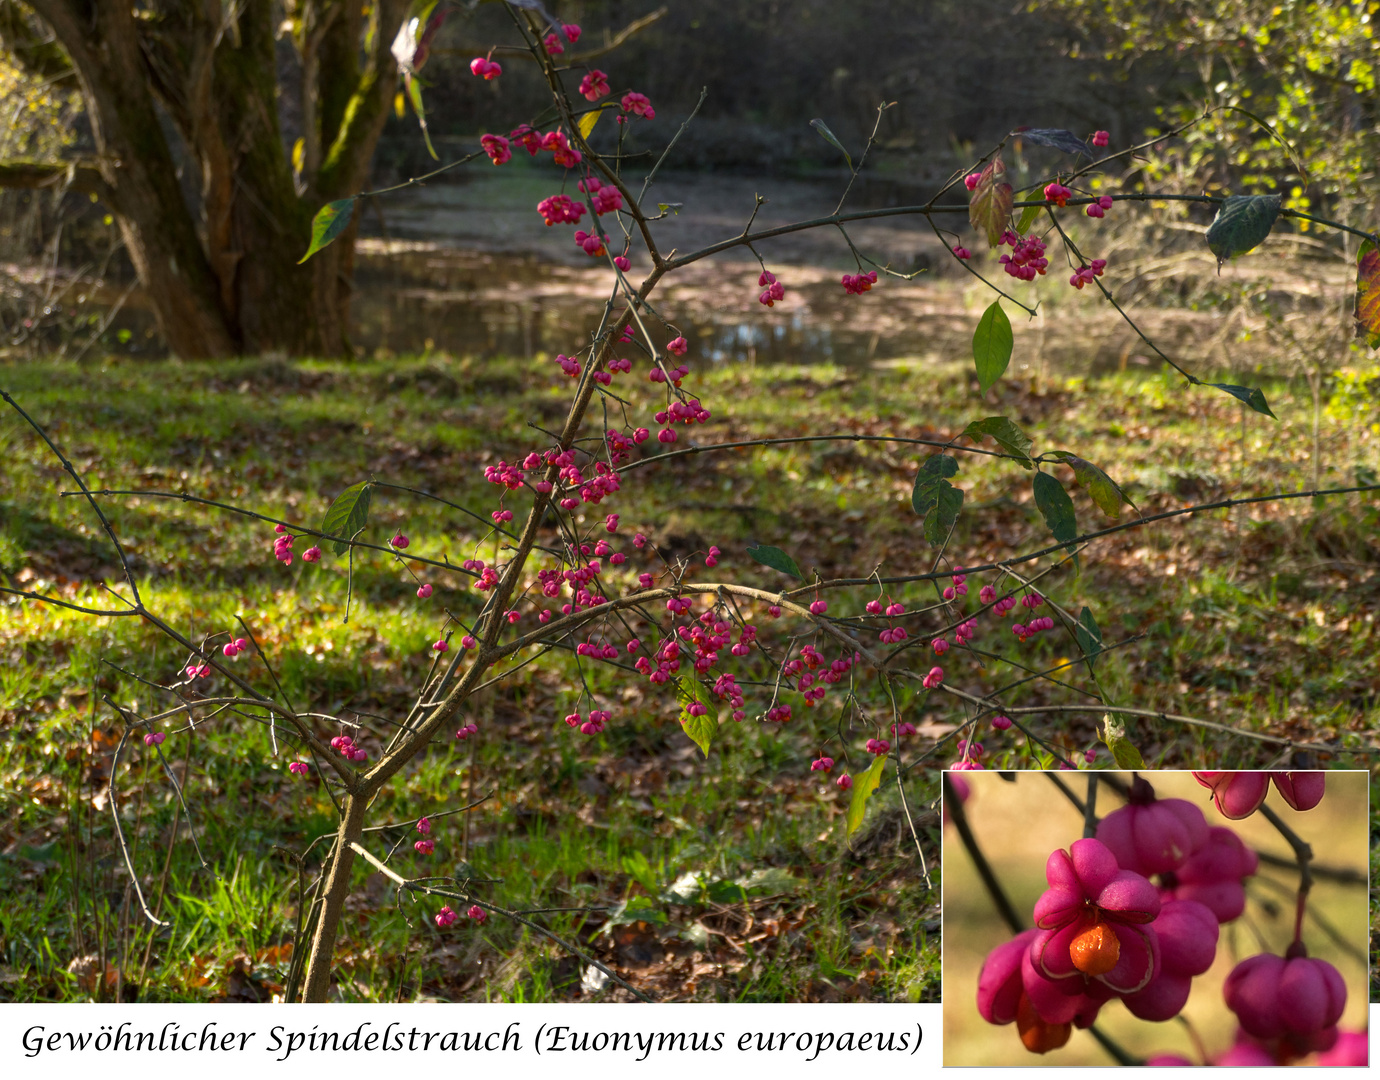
0, 348, 1376, 1001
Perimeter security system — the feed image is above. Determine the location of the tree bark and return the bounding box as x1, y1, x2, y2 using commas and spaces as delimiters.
27, 0, 238, 357
301, 792, 367, 1003
7, 0, 409, 358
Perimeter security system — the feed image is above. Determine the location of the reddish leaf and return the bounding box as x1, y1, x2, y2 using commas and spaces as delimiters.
969, 154, 1013, 248
1355, 240, 1380, 349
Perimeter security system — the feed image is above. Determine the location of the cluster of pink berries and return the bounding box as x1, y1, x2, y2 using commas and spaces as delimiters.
144, 731, 166, 747
414, 817, 434, 854
1069, 260, 1107, 289
330, 734, 368, 763
573, 229, 607, 257
952, 245, 972, 260
537, 194, 585, 227
868, 597, 909, 642
184, 663, 210, 679
647, 362, 689, 386
542, 23, 581, 53
922, 666, 945, 690
465, 559, 499, 591
436, 904, 487, 928
998, 231, 1049, 281
810, 755, 834, 772
480, 134, 511, 165
713, 670, 745, 714
1013, 616, 1054, 642
578, 176, 624, 216
222, 637, 250, 658
1193, 770, 1324, 818
1085, 195, 1114, 219
865, 738, 890, 756
469, 57, 502, 80
758, 270, 785, 306
273, 525, 295, 564
1043, 182, 1072, 208
454, 722, 479, 741
287, 761, 309, 776
565, 709, 611, 735
866, 599, 906, 616
840, 270, 878, 295
577, 69, 610, 101
621, 92, 654, 118
988, 590, 1017, 616
977, 774, 1336, 1058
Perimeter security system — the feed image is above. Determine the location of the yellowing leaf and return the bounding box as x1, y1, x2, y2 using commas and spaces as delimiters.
578, 106, 607, 139
969, 154, 1013, 247
846, 753, 888, 839
1355, 239, 1380, 348
1102, 713, 1145, 769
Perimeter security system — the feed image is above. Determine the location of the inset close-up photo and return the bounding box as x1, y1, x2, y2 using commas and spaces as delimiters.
943, 770, 1369, 1066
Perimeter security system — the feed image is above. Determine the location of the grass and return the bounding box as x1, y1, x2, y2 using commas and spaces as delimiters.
0, 344, 1377, 1002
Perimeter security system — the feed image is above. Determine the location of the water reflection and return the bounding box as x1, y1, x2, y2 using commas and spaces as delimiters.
351, 243, 922, 366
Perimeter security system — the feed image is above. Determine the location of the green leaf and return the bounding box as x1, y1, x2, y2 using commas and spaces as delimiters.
1210, 382, 1277, 419
406, 75, 438, 160
845, 753, 888, 840
746, 543, 802, 580
299, 199, 357, 263
1033, 470, 1077, 553
1205, 194, 1282, 266
622, 851, 660, 894
962, 416, 1033, 468
1101, 713, 1145, 770
968, 154, 1013, 247
911, 454, 964, 546
1016, 202, 1042, 235
911, 452, 958, 500
809, 119, 852, 169
681, 708, 716, 757
320, 480, 372, 555
1354, 239, 1380, 349
1075, 606, 1103, 668
923, 483, 964, 546
605, 895, 668, 928
1048, 451, 1135, 518
972, 300, 1013, 394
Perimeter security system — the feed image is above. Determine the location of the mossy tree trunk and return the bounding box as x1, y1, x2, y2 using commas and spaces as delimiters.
3, 0, 409, 357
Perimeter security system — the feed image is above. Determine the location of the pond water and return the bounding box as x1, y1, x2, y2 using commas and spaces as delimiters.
350, 169, 966, 366
15, 167, 1301, 377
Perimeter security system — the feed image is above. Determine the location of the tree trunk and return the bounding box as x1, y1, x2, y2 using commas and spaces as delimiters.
8, 0, 407, 358
301, 792, 367, 1003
